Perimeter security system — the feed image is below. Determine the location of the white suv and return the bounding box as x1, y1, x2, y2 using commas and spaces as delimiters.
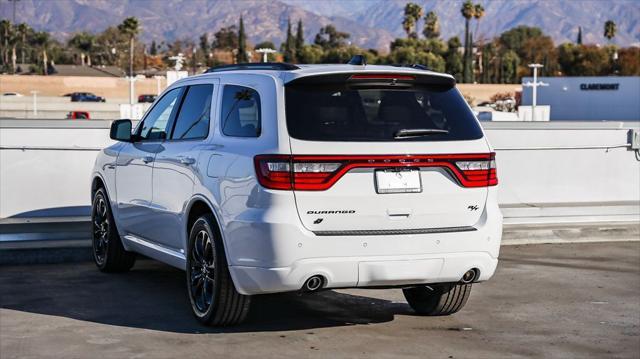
91, 62, 502, 326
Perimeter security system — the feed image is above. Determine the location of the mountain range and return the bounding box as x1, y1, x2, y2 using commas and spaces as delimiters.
2, 0, 639, 51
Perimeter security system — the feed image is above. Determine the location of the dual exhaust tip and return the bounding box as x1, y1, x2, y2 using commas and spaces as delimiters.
303, 270, 475, 291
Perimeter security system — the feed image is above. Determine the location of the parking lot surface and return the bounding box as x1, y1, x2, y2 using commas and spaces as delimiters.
1, 241, 639, 359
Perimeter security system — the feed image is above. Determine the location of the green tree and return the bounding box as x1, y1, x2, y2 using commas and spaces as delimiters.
402, 3, 423, 39
297, 44, 324, 63
212, 26, 238, 50
117, 17, 140, 76
576, 26, 582, 45
473, 4, 484, 39
30, 31, 51, 75
68, 32, 95, 66
422, 11, 440, 39
295, 19, 304, 55
445, 36, 463, 82
199, 33, 210, 54
282, 18, 296, 62
16, 23, 31, 65
460, 0, 475, 82
500, 50, 520, 83
236, 16, 249, 63
150, 40, 157, 55
604, 20, 616, 42
314, 25, 350, 50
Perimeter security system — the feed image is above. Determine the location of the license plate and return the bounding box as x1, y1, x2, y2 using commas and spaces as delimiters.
374, 169, 422, 194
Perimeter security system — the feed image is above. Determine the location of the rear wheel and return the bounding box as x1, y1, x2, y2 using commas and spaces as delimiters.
403, 283, 472, 316
92, 188, 136, 272
186, 214, 251, 326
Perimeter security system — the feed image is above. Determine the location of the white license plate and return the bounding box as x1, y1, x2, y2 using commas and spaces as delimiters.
374, 169, 422, 194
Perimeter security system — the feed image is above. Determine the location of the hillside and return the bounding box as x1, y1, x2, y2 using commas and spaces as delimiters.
2, 0, 638, 51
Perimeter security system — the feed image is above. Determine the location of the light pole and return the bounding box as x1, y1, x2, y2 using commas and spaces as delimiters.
255, 48, 276, 63
523, 63, 548, 121
9, 0, 20, 23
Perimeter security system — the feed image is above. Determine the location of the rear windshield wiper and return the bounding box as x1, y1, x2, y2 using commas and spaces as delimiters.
394, 128, 449, 139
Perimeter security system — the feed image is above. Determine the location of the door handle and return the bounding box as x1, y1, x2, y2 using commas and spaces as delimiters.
142, 156, 154, 163
179, 156, 196, 165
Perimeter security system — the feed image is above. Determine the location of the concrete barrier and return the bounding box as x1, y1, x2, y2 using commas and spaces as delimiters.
1, 119, 638, 223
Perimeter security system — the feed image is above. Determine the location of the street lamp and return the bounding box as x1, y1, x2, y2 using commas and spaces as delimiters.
522, 64, 548, 121
255, 48, 276, 63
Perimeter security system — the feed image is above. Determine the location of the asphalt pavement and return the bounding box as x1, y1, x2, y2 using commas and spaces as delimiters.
1, 241, 639, 359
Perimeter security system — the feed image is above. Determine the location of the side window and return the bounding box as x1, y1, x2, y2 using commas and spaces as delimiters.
221, 85, 261, 137
171, 84, 213, 140
138, 88, 181, 140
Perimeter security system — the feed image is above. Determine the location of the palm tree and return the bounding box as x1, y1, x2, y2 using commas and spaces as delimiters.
460, 0, 475, 82
13, 23, 30, 66
423, 11, 440, 39
117, 17, 140, 76
31, 31, 50, 75
473, 4, 485, 39
68, 32, 95, 66
604, 20, 616, 42
402, 3, 423, 39
0, 20, 10, 68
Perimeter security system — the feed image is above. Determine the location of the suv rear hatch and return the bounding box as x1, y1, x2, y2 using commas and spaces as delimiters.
256, 72, 496, 234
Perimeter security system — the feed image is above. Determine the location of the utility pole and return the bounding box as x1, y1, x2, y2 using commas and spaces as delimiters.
523, 64, 548, 121
9, 0, 20, 23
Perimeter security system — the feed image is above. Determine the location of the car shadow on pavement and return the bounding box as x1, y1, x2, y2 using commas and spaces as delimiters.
0, 260, 413, 333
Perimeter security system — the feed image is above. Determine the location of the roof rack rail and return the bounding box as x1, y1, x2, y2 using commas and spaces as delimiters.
205, 62, 300, 73
391, 63, 432, 71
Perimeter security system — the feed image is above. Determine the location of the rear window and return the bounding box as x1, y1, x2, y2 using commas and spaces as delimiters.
285, 82, 483, 142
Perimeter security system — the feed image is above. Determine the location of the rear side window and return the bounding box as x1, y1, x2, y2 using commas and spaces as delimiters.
221, 85, 261, 137
171, 84, 213, 140
285, 84, 483, 142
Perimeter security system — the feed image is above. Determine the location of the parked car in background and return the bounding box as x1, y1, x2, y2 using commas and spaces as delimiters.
138, 94, 157, 103
66, 111, 90, 119
2, 92, 23, 96
92, 61, 502, 326
70, 92, 105, 102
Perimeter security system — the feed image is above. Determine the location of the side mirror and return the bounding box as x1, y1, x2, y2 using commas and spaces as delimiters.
110, 119, 133, 142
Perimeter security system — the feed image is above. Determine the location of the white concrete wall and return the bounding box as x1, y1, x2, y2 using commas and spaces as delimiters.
1, 120, 639, 220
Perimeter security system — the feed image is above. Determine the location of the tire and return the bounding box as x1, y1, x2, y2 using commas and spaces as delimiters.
91, 188, 136, 272
402, 283, 472, 316
186, 214, 251, 326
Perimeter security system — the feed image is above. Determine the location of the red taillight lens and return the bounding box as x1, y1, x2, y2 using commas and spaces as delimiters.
254, 153, 498, 191
454, 153, 498, 187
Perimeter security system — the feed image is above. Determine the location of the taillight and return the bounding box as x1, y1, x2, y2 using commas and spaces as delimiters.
254, 155, 346, 190
254, 153, 498, 191
454, 153, 498, 187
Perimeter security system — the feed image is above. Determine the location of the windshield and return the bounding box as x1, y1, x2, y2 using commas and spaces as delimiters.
285, 83, 483, 142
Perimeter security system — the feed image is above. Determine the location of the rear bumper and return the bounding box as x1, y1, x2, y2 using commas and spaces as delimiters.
224, 190, 503, 295
230, 252, 498, 295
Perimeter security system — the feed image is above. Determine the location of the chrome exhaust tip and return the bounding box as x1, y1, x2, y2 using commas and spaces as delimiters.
460, 269, 477, 284
303, 275, 324, 292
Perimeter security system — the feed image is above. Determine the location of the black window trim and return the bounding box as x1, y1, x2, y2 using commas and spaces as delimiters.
133, 87, 186, 142
166, 84, 214, 142
219, 84, 262, 139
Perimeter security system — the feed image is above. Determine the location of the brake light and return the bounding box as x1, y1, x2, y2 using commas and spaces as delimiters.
254, 153, 498, 191
349, 74, 415, 81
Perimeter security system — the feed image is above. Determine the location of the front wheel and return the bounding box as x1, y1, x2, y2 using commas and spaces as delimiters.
92, 188, 136, 272
403, 283, 472, 316
186, 214, 251, 326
